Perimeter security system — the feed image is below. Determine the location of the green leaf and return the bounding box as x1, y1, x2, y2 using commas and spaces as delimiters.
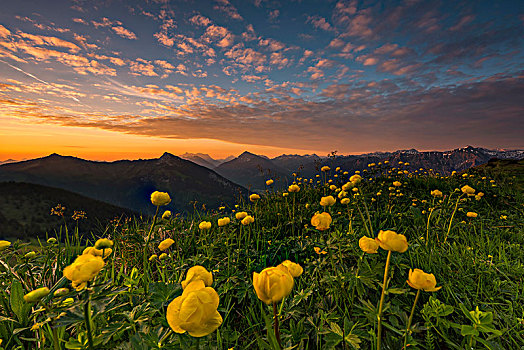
460, 325, 479, 336
10, 279, 26, 325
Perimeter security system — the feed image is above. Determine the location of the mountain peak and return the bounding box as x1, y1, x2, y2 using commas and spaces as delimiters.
160, 152, 177, 159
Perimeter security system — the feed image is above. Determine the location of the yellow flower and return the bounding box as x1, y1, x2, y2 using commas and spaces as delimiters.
341, 182, 354, 191
94, 238, 113, 250
151, 191, 171, 206
466, 212, 478, 218
253, 266, 294, 304
393, 181, 402, 187
241, 215, 255, 225
158, 238, 175, 251
461, 185, 475, 195
167, 280, 222, 337
431, 190, 443, 197
199, 221, 212, 230
349, 174, 362, 184
376, 230, 408, 253
278, 260, 303, 277
311, 212, 332, 231
23, 287, 50, 303
335, 167, 341, 172
83, 247, 112, 258
63, 254, 105, 290
340, 198, 350, 205
47, 237, 57, 244
249, 194, 260, 202
283, 192, 289, 197
500, 215, 507, 220
314, 247, 327, 255
338, 190, 347, 199
218, 217, 231, 227
407, 268, 441, 292
266, 179, 274, 186
149, 254, 158, 262
181, 266, 213, 289
235, 211, 248, 220
162, 210, 172, 220
159, 253, 168, 260
320, 195, 336, 206
321, 166, 330, 172
288, 184, 300, 192
359, 236, 379, 254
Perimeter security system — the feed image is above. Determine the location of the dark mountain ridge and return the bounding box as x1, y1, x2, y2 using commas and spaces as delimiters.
0, 152, 248, 214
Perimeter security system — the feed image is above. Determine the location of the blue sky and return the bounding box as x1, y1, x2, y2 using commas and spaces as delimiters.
0, 0, 523, 159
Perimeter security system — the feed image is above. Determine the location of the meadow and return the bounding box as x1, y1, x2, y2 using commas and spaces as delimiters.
0, 161, 523, 349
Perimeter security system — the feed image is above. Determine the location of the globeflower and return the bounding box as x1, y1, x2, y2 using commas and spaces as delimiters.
288, 184, 300, 193
321, 166, 330, 172
431, 190, 443, 197
359, 236, 379, 254
466, 212, 478, 218
278, 260, 303, 278
314, 247, 328, 255
181, 266, 213, 289
311, 212, 332, 231
94, 238, 113, 250
349, 174, 362, 184
376, 230, 408, 253
320, 195, 336, 207
266, 179, 274, 186
241, 215, 255, 225
63, 254, 105, 291
253, 265, 294, 305
407, 269, 441, 291
199, 221, 212, 230
338, 190, 347, 199
158, 238, 175, 251
235, 211, 248, 220
167, 280, 222, 337
217, 217, 231, 227
340, 198, 350, 205
461, 185, 475, 195
249, 194, 260, 202
342, 182, 354, 191
162, 210, 172, 220
151, 191, 171, 206
393, 181, 402, 187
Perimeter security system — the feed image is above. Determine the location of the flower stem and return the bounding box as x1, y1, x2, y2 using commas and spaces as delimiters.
404, 289, 421, 349
143, 205, 160, 279
273, 302, 282, 349
443, 195, 461, 244
377, 250, 392, 350
84, 288, 94, 350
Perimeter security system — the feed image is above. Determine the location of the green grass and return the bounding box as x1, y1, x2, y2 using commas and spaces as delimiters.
0, 163, 523, 349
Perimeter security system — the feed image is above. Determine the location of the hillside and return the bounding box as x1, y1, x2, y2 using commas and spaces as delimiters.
0, 153, 248, 214
0, 182, 136, 239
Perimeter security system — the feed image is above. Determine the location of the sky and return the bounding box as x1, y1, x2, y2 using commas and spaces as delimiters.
0, 0, 523, 161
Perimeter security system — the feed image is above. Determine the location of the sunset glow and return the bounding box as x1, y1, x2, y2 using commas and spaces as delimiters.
1, 0, 523, 161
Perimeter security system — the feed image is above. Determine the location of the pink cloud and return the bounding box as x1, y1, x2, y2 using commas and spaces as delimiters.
0, 25, 11, 38
190, 15, 211, 27
214, 0, 243, 20
449, 15, 475, 31
112, 26, 137, 40
307, 16, 334, 31
18, 32, 81, 53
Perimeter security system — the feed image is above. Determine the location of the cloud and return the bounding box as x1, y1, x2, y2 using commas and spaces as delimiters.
129, 59, 157, 76
307, 16, 335, 31
449, 14, 475, 31
0, 25, 11, 38
214, 0, 243, 21
111, 26, 137, 40
269, 10, 280, 21
190, 15, 211, 27
18, 32, 81, 52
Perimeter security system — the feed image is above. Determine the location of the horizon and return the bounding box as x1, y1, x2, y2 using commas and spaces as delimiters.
1, 1, 523, 160
1, 144, 522, 163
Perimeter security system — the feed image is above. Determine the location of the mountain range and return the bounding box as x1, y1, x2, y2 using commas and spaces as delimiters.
0, 146, 522, 239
